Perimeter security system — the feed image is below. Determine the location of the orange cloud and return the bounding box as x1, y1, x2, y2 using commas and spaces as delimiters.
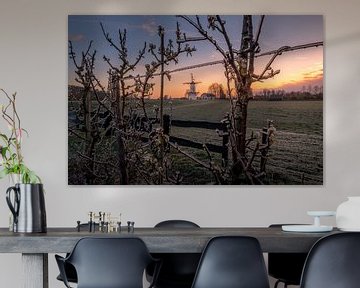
303, 69, 323, 80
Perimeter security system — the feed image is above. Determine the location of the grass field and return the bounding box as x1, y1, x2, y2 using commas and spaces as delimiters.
155, 99, 323, 135
159, 99, 323, 185
69, 99, 323, 185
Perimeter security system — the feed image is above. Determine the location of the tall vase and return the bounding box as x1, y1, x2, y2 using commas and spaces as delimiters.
6, 183, 47, 233
7, 174, 22, 231
336, 197, 360, 231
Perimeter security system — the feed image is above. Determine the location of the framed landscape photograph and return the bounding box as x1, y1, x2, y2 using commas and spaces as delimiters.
68, 15, 323, 185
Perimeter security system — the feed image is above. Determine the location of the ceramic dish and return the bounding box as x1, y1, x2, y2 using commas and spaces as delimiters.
282, 225, 333, 232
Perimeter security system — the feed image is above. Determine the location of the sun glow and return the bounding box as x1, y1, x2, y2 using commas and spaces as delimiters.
69, 15, 323, 98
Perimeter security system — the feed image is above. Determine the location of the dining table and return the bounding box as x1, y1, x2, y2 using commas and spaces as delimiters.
0, 226, 339, 288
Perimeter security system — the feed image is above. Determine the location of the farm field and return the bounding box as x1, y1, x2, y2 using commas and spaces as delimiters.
156, 99, 323, 135
158, 99, 323, 185
68, 99, 323, 185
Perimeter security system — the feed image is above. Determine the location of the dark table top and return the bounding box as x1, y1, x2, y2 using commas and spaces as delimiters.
0, 227, 339, 253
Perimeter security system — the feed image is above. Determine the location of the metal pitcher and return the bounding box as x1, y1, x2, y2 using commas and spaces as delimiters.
6, 183, 47, 233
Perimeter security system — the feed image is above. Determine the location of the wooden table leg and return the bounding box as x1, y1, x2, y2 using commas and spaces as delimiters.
22, 253, 48, 288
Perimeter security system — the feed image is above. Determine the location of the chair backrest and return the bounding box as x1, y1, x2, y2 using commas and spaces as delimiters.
151, 220, 201, 287
155, 220, 200, 228
300, 232, 360, 288
66, 237, 154, 288
191, 236, 270, 288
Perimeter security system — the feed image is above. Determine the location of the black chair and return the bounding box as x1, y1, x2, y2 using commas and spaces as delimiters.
191, 236, 270, 288
147, 220, 201, 288
268, 224, 308, 288
300, 232, 360, 288
56, 262, 77, 284
154, 220, 200, 229
56, 223, 99, 284
55, 237, 160, 288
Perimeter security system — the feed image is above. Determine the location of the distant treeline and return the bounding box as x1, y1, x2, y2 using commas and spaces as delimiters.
253, 87, 323, 101
69, 85, 323, 102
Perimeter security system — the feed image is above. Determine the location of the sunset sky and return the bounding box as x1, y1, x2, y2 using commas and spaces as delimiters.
68, 15, 323, 97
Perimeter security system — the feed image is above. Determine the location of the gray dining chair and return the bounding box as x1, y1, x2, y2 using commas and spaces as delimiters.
56, 237, 160, 288
56, 223, 99, 284
191, 236, 270, 288
146, 220, 201, 288
300, 232, 360, 288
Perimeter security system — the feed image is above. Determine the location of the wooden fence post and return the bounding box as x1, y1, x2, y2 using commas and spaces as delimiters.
222, 123, 229, 167
260, 127, 268, 172
163, 114, 171, 135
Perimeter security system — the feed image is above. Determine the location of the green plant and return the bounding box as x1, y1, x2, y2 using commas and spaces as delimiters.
0, 89, 41, 183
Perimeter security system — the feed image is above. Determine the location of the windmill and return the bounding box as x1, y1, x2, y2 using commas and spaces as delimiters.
183, 73, 201, 100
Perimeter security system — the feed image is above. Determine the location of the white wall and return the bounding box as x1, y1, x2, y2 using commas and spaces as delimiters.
0, 0, 360, 287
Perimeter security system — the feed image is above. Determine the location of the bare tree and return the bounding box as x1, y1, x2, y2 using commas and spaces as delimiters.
100, 23, 195, 184
132, 25, 196, 184
208, 83, 226, 99
69, 41, 105, 184
135, 26, 195, 119
177, 15, 281, 184
101, 23, 147, 184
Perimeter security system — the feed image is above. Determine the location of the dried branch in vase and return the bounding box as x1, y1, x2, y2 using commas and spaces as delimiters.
0, 89, 41, 183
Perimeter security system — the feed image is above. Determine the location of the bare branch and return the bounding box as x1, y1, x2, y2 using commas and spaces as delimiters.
77, 151, 118, 170
177, 15, 228, 59
100, 22, 126, 58
255, 45, 290, 80
253, 15, 265, 51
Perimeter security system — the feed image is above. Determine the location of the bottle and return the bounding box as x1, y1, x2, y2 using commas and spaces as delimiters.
336, 197, 360, 231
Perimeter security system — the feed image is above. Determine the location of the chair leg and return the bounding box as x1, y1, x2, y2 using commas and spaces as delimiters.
274, 280, 281, 288
274, 280, 289, 288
